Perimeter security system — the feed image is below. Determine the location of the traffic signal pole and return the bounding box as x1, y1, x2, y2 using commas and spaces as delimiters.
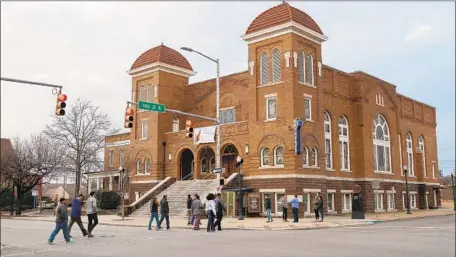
1, 77, 62, 90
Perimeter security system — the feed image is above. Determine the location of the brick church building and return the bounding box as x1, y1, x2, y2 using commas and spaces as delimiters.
88, 2, 442, 216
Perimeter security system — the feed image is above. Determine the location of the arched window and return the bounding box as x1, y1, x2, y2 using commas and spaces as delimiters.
261, 148, 271, 167
418, 136, 426, 177
201, 158, 207, 173
173, 117, 179, 132
136, 159, 143, 174
209, 157, 215, 173
406, 133, 414, 176
144, 159, 151, 174
338, 116, 350, 170
311, 148, 318, 167
305, 54, 314, 86
324, 112, 333, 169
260, 53, 269, 85
372, 114, 391, 172
272, 49, 281, 83
302, 146, 309, 167
298, 51, 305, 83
274, 146, 284, 166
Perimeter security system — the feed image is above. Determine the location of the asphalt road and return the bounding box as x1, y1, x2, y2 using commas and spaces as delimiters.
1, 215, 455, 257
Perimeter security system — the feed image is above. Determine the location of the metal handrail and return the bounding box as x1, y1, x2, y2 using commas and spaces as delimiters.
182, 172, 194, 181
202, 172, 214, 180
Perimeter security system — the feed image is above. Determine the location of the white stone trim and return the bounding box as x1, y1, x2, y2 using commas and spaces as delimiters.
317, 62, 322, 76
241, 21, 328, 45
327, 189, 336, 193
259, 188, 285, 193
284, 52, 291, 68
249, 61, 255, 75
105, 140, 130, 148
243, 174, 441, 186
128, 62, 196, 78
293, 52, 298, 68
402, 191, 417, 194
341, 189, 353, 193
130, 180, 160, 184
264, 93, 277, 98
374, 190, 385, 193
303, 93, 312, 98
303, 188, 321, 193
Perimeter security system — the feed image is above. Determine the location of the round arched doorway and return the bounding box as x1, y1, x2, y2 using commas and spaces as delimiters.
221, 144, 238, 178
180, 149, 194, 180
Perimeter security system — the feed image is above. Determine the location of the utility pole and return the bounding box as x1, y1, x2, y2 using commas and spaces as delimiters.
451, 171, 456, 211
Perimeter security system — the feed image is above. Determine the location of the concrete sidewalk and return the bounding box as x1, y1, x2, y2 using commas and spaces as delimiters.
2, 208, 454, 231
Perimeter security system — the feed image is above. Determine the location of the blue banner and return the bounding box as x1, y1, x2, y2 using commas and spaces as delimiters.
294, 118, 303, 155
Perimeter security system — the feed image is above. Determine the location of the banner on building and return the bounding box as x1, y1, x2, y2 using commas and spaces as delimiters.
294, 118, 303, 155
193, 125, 217, 145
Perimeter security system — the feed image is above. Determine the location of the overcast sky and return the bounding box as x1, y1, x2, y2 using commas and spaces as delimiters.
1, 2, 454, 175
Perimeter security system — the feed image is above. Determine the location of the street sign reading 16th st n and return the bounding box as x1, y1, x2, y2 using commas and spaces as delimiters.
138, 101, 166, 113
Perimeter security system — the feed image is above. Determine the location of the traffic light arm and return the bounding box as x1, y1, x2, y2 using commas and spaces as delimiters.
127, 101, 217, 122
1, 77, 62, 90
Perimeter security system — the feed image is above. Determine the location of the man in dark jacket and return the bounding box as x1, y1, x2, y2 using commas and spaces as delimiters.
48, 198, 72, 245
214, 193, 227, 231
158, 195, 170, 230
187, 194, 192, 225
69, 194, 88, 237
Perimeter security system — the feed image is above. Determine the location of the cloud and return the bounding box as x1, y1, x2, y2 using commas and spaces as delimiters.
404, 25, 432, 41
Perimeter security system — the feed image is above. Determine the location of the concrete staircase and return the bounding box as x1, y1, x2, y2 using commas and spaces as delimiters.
132, 179, 217, 217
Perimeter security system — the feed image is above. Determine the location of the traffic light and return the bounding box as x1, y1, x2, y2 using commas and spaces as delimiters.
55, 93, 67, 116
124, 108, 134, 128
185, 120, 193, 138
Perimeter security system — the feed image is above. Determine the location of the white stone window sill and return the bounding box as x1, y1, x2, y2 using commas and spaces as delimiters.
341, 169, 352, 172
342, 210, 352, 214
387, 209, 398, 212
264, 118, 277, 123
298, 82, 316, 88
375, 209, 386, 213
140, 138, 148, 141
303, 165, 320, 169
305, 119, 314, 123
136, 173, 149, 176
259, 166, 284, 170
326, 168, 335, 172
257, 81, 284, 88
374, 171, 393, 175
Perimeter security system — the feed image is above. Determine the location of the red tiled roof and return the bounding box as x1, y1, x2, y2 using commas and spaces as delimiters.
130, 44, 193, 71
245, 2, 323, 35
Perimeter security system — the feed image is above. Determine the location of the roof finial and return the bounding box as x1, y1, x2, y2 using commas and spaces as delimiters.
282, 1, 286, 3
161, 42, 164, 45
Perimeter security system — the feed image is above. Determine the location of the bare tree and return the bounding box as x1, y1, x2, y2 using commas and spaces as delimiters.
3, 134, 65, 215
0, 138, 15, 197
44, 98, 117, 197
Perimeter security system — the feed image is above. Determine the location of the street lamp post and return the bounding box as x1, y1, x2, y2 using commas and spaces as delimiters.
236, 156, 244, 220
403, 165, 411, 214
181, 47, 221, 191
451, 172, 456, 211
119, 166, 126, 220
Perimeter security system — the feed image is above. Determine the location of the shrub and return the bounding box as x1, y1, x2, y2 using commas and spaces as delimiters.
99, 191, 120, 210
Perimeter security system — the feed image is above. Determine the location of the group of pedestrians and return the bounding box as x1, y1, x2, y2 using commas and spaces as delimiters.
277, 194, 324, 223
148, 195, 170, 230
47, 191, 99, 245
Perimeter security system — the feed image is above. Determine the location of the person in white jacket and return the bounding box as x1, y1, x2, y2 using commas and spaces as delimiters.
205, 193, 217, 232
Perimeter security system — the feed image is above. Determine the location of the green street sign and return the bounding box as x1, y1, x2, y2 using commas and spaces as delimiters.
138, 101, 166, 113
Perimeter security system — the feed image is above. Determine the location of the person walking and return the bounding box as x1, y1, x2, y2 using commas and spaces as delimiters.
148, 197, 160, 231
265, 195, 273, 223
205, 193, 217, 232
69, 194, 88, 238
317, 195, 324, 222
187, 194, 193, 225
313, 195, 320, 222
191, 194, 203, 230
48, 198, 72, 245
86, 191, 98, 237
282, 196, 288, 222
214, 193, 227, 231
291, 195, 299, 223
158, 195, 170, 230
